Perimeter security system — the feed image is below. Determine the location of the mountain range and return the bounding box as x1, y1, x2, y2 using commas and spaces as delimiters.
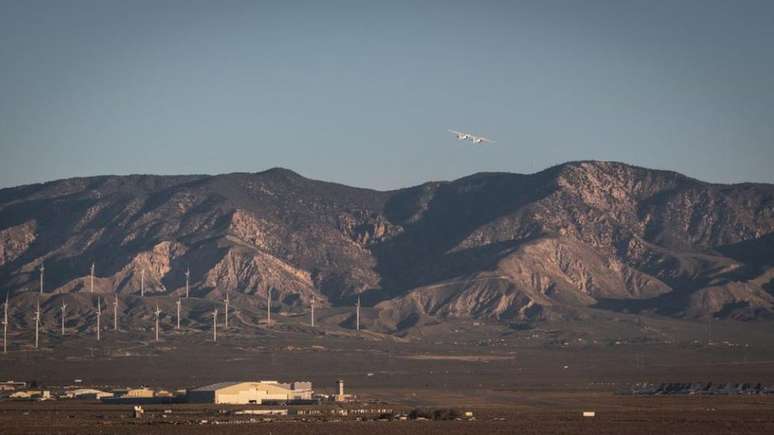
1, 161, 773, 333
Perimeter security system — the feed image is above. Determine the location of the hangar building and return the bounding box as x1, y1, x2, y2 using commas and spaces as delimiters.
187, 381, 313, 404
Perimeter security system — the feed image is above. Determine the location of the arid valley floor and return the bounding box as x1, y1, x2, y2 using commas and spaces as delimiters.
1, 310, 774, 433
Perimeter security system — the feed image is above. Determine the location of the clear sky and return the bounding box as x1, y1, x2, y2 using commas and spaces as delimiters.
1, 0, 772, 190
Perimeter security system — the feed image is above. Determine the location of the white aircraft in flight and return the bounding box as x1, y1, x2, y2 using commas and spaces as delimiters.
448, 129, 471, 141
448, 129, 495, 144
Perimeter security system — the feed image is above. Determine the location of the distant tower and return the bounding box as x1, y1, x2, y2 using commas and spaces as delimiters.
154, 304, 161, 342
96, 297, 102, 341
39, 263, 45, 295
355, 296, 360, 332
184, 268, 190, 298
113, 295, 119, 331
311, 296, 315, 327
60, 301, 67, 336
267, 288, 272, 327
176, 298, 181, 330
212, 309, 218, 342
90, 262, 95, 293
336, 379, 345, 401
34, 298, 40, 349
224, 292, 229, 329
3, 294, 8, 354
140, 269, 145, 297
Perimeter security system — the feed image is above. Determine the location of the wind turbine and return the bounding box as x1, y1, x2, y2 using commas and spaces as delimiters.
224, 292, 230, 329
60, 301, 67, 336
184, 267, 190, 298
34, 298, 40, 349
176, 298, 181, 330
267, 288, 272, 327
154, 304, 161, 342
3, 293, 9, 354
212, 308, 218, 342
355, 296, 360, 332
311, 296, 315, 327
95, 297, 103, 340
113, 295, 119, 331
39, 263, 45, 295
90, 262, 95, 293
140, 269, 145, 297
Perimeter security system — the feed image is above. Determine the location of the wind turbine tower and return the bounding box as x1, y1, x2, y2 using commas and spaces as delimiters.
39, 263, 45, 295
311, 296, 315, 327
356, 296, 360, 332
224, 293, 230, 329
212, 309, 218, 342
140, 269, 145, 297
3, 294, 9, 354
185, 268, 190, 298
90, 262, 95, 293
267, 288, 272, 327
96, 297, 101, 341
113, 295, 118, 331
34, 298, 40, 349
60, 301, 67, 336
154, 304, 161, 342
176, 298, 181, 330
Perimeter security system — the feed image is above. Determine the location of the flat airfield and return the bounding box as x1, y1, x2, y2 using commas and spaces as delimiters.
1, 313, 774, 433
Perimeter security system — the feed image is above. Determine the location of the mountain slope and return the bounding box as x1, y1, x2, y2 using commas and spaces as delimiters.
1, 161, 773, 331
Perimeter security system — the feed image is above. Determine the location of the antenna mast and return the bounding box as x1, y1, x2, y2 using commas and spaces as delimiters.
39, 264, 45, 295
90, 262, 95, 293
311, 296, 315, 327
140, 269, 145, 297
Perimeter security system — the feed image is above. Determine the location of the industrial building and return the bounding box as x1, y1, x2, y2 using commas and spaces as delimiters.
188, 381, 313, 404
64, 388, 114, 400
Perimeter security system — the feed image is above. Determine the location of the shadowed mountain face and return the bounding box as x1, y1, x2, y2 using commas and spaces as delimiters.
1, 161, 773, 331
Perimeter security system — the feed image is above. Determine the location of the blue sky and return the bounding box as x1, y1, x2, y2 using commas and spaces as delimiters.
1, 0, 772, 190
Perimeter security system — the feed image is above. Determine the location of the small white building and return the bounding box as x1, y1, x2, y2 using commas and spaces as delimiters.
188, 381, 313, 404
64, 388, 114, 400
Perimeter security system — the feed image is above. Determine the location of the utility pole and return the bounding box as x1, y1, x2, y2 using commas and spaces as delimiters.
212, 309, 218, 342
140, 269, 145, 297
96, 297, 101, 342
154, 305, 161, 342
60, 301, 67, 335
90, 262, 95, 293
113, 295, 118, 331
34, 299, 40, 349
185, 268, 190, 298
356, 296, 360, 332
176, 298, 181, 330
311, 296, 315, 327
39, 264, 45, 295
267, 288, 271, 327
224, 293, 229, 329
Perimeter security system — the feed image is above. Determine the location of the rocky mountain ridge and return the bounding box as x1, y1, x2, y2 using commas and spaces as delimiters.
1, 161, 773, 332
